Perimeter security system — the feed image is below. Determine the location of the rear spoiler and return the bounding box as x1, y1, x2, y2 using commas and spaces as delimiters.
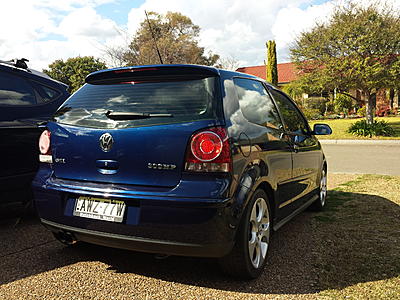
85, 65, 220, 85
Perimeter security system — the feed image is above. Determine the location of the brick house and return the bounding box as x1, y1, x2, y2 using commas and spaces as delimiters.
236, 63, 398, 115
237, 62, 299, 88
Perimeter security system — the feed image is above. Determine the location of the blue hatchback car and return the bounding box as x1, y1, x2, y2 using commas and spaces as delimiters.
33, 64, 332, 278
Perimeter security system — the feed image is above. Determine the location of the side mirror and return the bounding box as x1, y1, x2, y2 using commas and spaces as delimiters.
312, 123, 332, 135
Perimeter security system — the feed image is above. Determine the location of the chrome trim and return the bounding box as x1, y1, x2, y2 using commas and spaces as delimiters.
99, 133, 114, 152
147, 163, 177, 170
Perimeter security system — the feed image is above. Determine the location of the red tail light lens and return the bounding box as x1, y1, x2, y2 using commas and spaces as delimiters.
185, 127, 231, 172
39, 130, 52, 163
191, 131, 223, 162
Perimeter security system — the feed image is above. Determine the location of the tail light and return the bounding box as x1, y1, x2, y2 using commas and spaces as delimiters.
39, 130, 53, 163
185, 127, 231, 172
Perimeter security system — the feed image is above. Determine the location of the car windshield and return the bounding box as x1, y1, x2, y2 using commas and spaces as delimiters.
54, 77, 220, 129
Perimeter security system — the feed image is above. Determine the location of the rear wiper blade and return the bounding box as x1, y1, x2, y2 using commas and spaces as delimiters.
105, 111, 173, 120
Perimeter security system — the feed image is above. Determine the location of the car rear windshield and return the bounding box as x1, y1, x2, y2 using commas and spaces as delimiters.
53, 77, 221, 129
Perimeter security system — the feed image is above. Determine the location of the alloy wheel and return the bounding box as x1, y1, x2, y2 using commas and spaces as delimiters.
248, 197, 270, 269
320, 169, 327, 206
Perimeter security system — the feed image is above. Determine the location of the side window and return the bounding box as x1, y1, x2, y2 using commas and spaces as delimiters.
269, 88, 309, 134
0, 71, 36, 106
31, 81, 61, 104
233, 78, 282, 129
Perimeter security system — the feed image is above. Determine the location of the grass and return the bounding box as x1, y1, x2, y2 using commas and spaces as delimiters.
315, 174, 400, 299
309, 116, 400, 140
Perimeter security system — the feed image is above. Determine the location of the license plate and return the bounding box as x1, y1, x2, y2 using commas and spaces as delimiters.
73, 196, 126, 223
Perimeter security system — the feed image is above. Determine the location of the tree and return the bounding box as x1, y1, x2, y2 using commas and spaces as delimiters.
44, 56, 106, 93
121, 11, 219, 66
217, 55, 240, 71
290, 2, 400, 124
266, 40, 278, 86
389, 56, 400, 110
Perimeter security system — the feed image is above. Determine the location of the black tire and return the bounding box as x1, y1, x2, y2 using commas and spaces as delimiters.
309, 167, 327, 211
219, 189, 271, 279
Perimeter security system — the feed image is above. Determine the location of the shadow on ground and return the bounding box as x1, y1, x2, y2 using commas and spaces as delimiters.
0, 190, 399, 296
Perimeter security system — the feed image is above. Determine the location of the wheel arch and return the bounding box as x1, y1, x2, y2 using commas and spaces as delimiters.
253, 181, 276, 227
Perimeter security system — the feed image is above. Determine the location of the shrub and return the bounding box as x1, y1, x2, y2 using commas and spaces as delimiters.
304, 97, 327, 114
334, 94, 354, 115
325, 114, 341, 119
348, 120, 395, 137
325, 101, 335, 114
357, 106, 366, 117
303, 108, 322, 120
376, 106, 391, 117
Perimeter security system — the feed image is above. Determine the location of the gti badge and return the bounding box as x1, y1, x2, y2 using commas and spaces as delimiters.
99, 133, 114, 152
54, 158, 66, 164
148, 163, 177, 170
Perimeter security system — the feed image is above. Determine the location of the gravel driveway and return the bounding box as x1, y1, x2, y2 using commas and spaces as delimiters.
0, 176, 352, 300
0, 216, 319, 300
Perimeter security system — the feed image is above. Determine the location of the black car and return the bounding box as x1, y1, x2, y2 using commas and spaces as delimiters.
0, 59, 69, 213
33, 65, 332, 278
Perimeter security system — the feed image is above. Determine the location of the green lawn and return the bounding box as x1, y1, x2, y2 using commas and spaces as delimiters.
316, 174, 400, 299
309, 116, 400, 139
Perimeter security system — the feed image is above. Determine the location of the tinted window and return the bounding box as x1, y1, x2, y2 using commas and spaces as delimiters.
31, 82, 61, 104
234, 78, 282, 129
269, 88, 308, 133
54, 77, 219, 129
0, 72, 36, 106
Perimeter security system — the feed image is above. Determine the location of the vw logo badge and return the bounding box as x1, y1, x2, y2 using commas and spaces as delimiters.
99, 133, 114, 152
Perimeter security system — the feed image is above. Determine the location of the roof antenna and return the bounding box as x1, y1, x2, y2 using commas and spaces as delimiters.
145, 10, 164, 64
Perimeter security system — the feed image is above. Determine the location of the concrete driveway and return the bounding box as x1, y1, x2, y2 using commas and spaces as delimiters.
320, 140, 400, 175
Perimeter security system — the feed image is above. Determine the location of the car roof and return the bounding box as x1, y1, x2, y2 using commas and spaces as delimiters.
0, 59, 68, 88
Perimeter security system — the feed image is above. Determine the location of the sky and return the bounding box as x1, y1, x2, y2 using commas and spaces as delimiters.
0, 0, 398, 71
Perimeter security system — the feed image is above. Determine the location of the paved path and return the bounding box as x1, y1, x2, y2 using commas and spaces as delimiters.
320, 141, 400, 175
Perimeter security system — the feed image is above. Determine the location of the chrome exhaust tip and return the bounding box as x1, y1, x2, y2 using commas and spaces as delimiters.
53, 231, 77, 245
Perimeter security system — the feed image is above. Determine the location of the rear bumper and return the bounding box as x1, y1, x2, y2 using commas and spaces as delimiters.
42, 219, 232, 257
33, 170, 236, 258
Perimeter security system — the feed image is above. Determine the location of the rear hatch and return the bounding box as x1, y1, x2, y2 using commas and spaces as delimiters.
49, 65, 223, 187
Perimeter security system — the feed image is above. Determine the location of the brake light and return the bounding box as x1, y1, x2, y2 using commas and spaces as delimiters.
39, 130, 52, 163
185, 127, 231, 172
113, 67, 158, 74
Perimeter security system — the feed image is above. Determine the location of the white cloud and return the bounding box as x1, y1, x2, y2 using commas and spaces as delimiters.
58, 7, 118, 39
271, 2, 336, 61
0, 1, 121, 70
126, 0, 400, 67
1, 0, 399, 71
125, 0, 321, 67
0, 2, 55, 42
34, 0, 116, 11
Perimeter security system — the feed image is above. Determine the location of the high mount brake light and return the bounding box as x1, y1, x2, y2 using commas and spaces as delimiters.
185, 127, 231, 173
39, 130, 52, 163
113, 67, 158, 74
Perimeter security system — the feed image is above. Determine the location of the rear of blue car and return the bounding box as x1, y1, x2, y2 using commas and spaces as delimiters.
32, 65, 235, 258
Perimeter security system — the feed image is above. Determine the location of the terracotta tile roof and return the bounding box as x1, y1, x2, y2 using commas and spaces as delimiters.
236, 62, 299, 84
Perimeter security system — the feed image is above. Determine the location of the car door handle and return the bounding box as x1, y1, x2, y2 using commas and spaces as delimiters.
96, 160, 119, 169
